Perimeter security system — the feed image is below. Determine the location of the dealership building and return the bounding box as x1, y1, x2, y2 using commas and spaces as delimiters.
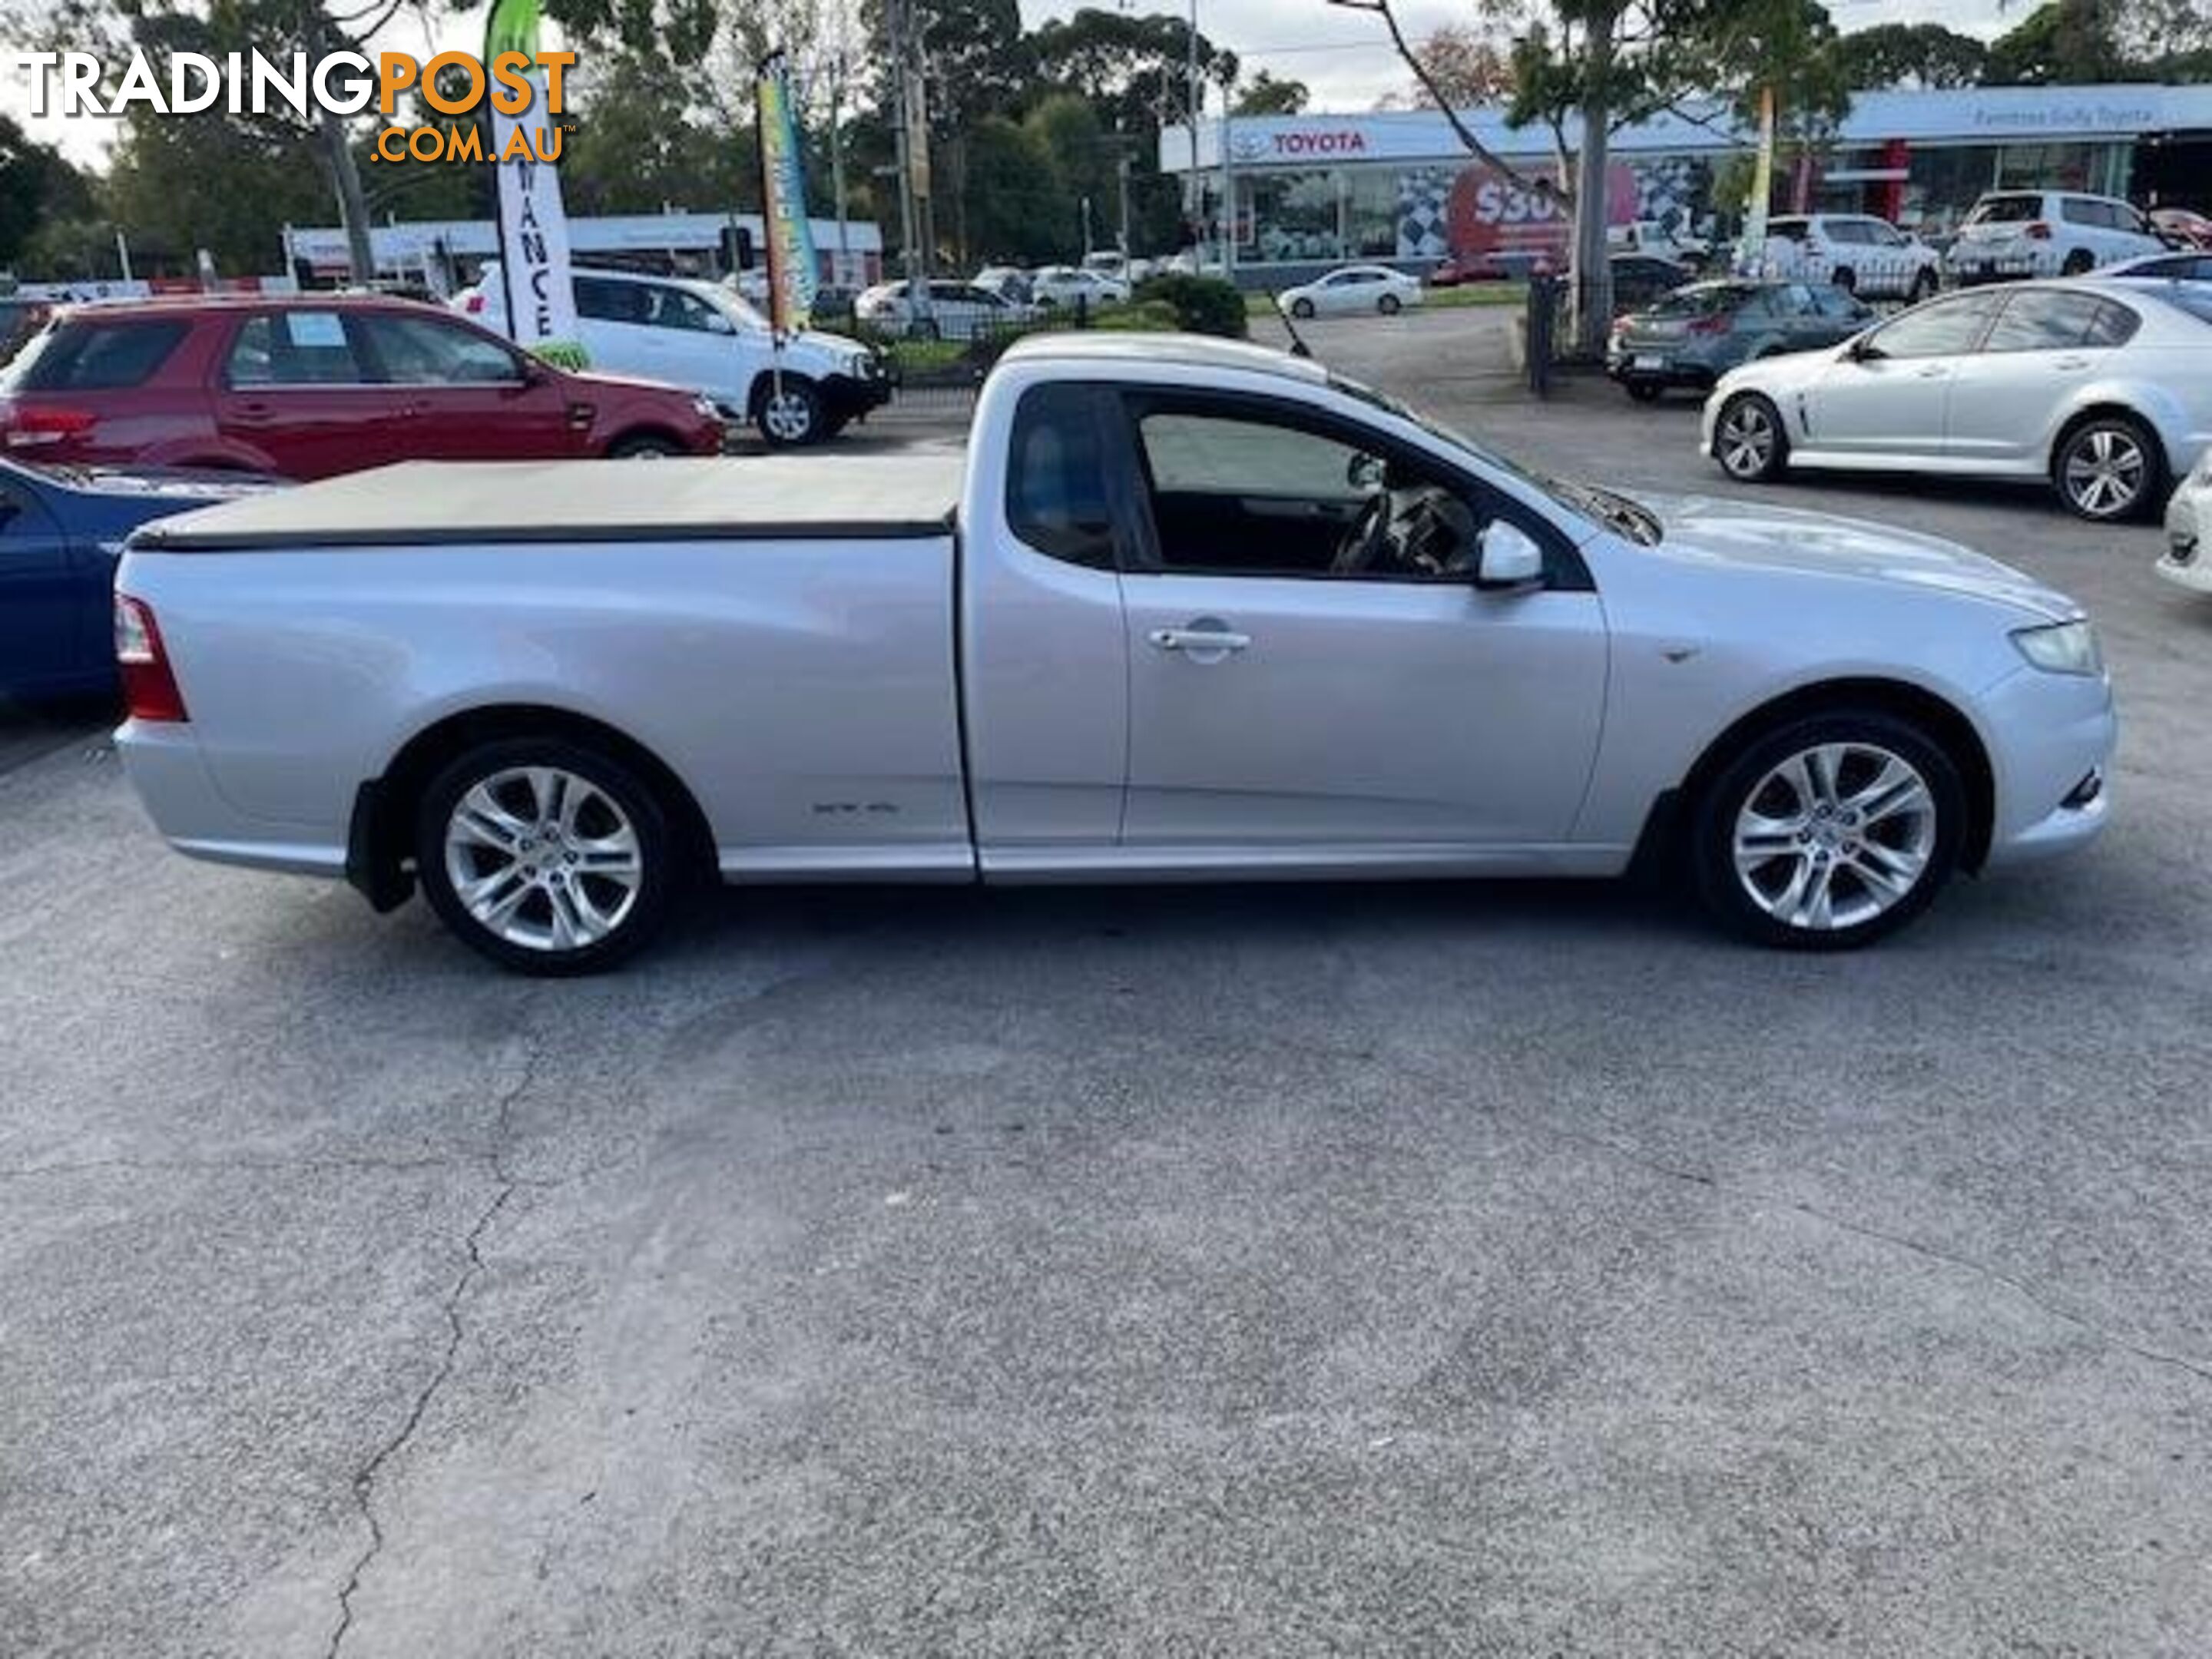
1159, 84, 2212, 274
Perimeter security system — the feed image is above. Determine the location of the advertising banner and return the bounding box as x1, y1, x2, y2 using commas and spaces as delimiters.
755, 52, 819, 335
484, 0, 581, 359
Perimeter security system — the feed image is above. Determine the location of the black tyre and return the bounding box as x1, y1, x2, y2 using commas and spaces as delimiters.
755, 377, 825, 448
1711, 392, 1789, 483
1625, 380, 1664, 403
2052, 412, 2164, 522
416, 737, 678, 975
607, 431, 687, 459
2061, 247, 2095, 276
1832, 265, 1858, 293
1909, 267, 1938, 303
1693, 710, 1965, 951
1378, 293, 1402, 316
1290, 297, 1316, 320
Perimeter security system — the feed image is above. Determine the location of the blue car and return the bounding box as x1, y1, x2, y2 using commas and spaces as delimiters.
1, 459, 281, 701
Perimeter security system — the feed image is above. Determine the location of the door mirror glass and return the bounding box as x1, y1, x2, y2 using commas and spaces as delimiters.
1475, 522, 1544, 589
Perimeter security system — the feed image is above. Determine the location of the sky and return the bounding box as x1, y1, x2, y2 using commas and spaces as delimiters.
5, 0, 2018, 169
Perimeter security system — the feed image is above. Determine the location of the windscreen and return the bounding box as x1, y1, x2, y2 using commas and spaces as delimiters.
1964, 195, 2042, 225
1649, 285, 1757, 316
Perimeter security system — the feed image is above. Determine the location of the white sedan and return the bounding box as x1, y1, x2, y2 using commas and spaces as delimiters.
1702, 277, 2212, 521
1030, 267, 1130, 310
1278, 265, 1426, 320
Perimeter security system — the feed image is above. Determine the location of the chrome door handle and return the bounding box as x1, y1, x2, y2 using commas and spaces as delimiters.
1914, 366, 1949, 378
2053, 356, 2090, 370
1148, 626, 1251, 654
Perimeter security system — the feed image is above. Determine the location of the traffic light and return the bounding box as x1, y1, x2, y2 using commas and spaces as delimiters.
720, 225, 756, 273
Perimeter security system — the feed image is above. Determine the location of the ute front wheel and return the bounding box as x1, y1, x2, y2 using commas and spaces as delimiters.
416, 738, 677, 975
1693, 712, 1965, 950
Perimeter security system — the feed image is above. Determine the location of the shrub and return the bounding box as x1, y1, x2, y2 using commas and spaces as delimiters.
529, 339, 591, 372
1131, 273, 1247, 339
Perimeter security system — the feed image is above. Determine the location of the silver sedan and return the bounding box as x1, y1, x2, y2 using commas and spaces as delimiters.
1701, 278, 2212, 521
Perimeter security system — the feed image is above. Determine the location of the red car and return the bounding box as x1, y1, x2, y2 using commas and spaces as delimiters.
2151, 207, 2212, 250
0, 293, 726, 479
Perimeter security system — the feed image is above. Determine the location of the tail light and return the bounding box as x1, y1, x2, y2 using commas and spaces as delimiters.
1688, 313, 1732, 335
1, 404, 98, 449
462, 292, 486, 313
114, 594, 188, 722
2025, 221, 2052, 240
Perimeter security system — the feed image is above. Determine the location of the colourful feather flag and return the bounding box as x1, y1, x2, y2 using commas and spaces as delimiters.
756, 52, 819, 335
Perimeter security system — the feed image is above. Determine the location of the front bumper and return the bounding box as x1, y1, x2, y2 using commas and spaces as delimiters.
2156, 478, 2210, 594
1978, 664, 2118, 872
823, 369, 894, 420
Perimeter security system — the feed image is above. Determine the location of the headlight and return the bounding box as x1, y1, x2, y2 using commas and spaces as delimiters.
2012, 619, 2102, 675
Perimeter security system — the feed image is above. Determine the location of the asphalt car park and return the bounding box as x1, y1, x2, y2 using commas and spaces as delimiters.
5, 304, 2210, 1656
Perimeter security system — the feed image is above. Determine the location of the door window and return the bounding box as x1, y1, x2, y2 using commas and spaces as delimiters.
1129, 401, 1489, 581
574, 276, 651, 324
226, 312, 369, 385
12, 320, 187, 390
1004, 383, 1117, 570
357, 314, 525, 383
1982, 290, 2106, 353
1860, 291, 2000, 358
642, 286, 724, 331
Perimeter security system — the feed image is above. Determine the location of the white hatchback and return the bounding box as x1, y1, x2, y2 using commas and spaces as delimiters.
1277, 265, 1425, 320
1944, 191, 2166, 283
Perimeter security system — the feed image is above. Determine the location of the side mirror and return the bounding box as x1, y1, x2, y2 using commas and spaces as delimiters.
1346, 451, 1385, 491
1475, 522, 1545, 590
704, 310, 737, 335
1844, 335, 1879, 363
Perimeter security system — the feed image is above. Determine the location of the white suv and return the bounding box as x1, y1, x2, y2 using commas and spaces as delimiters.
456, 264, 887, 447
1945, 191, 2166, 285
1760, 214, 1940, 301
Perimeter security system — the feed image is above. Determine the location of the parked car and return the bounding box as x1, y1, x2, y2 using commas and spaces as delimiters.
972, 266, 1034, 306
854, 278, 1031, 342
1608, 280, 1873, 402
1609, 254, 1694, 314
1760, 214, 1942, 301
1029, 266, 1130, 310
113, 333, 2110, 971
1427, 251, 1550, 286
1609, 220, 1711, 267
1944, 190, 2165, 283
1704, 279, 2212, 522
2158, 450, 2212, 595
458, 263, 885, 448
0, 457, 281, 702
1277, 265, 1425, 320
2098, 250, 2212, 285
2151, 207, 2212, 250
0, 295, 726, 479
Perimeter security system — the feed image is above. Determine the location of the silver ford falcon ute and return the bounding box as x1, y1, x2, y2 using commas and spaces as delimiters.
113, 333, 2114, 974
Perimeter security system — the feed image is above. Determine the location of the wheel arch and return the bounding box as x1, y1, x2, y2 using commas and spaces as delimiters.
1641, 677, 1997, 879
347, 703, 717, 912
746, 368, 820, 416
2047, 398, 2172, 483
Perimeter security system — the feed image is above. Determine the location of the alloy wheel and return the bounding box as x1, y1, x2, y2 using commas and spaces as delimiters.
1717, 397, 1779, 478
763, 390, 816, 445
443, 766, 644, 953
1731, 743, 1937, 932
2061, 426, 2147, 518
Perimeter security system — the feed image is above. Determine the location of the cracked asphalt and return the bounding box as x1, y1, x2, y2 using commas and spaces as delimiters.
4, 307, 2210, 1657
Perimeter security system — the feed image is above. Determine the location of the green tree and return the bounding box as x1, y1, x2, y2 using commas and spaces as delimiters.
0, 116, 93, 269
959, 114, 1066, 263
1233, 71, 1309, 116
1833, 22, 1989, 89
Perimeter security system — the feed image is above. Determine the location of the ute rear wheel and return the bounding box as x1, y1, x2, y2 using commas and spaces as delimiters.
416, 737, 677, 975
1693, 711, 1964, 950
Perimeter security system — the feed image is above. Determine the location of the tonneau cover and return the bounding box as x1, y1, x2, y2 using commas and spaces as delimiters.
130, 453, 964, 550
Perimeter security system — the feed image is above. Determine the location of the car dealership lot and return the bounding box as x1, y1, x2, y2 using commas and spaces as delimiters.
5, 307, 2211, 1657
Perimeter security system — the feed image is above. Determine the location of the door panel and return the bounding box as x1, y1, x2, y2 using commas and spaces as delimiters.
355, 313, 575, 460
1800, 290, 2001, 458
213, 311, 398, 478
1119, 572, 1608, 847
1941, 289, 2112, 465
0, 484, 78, 694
